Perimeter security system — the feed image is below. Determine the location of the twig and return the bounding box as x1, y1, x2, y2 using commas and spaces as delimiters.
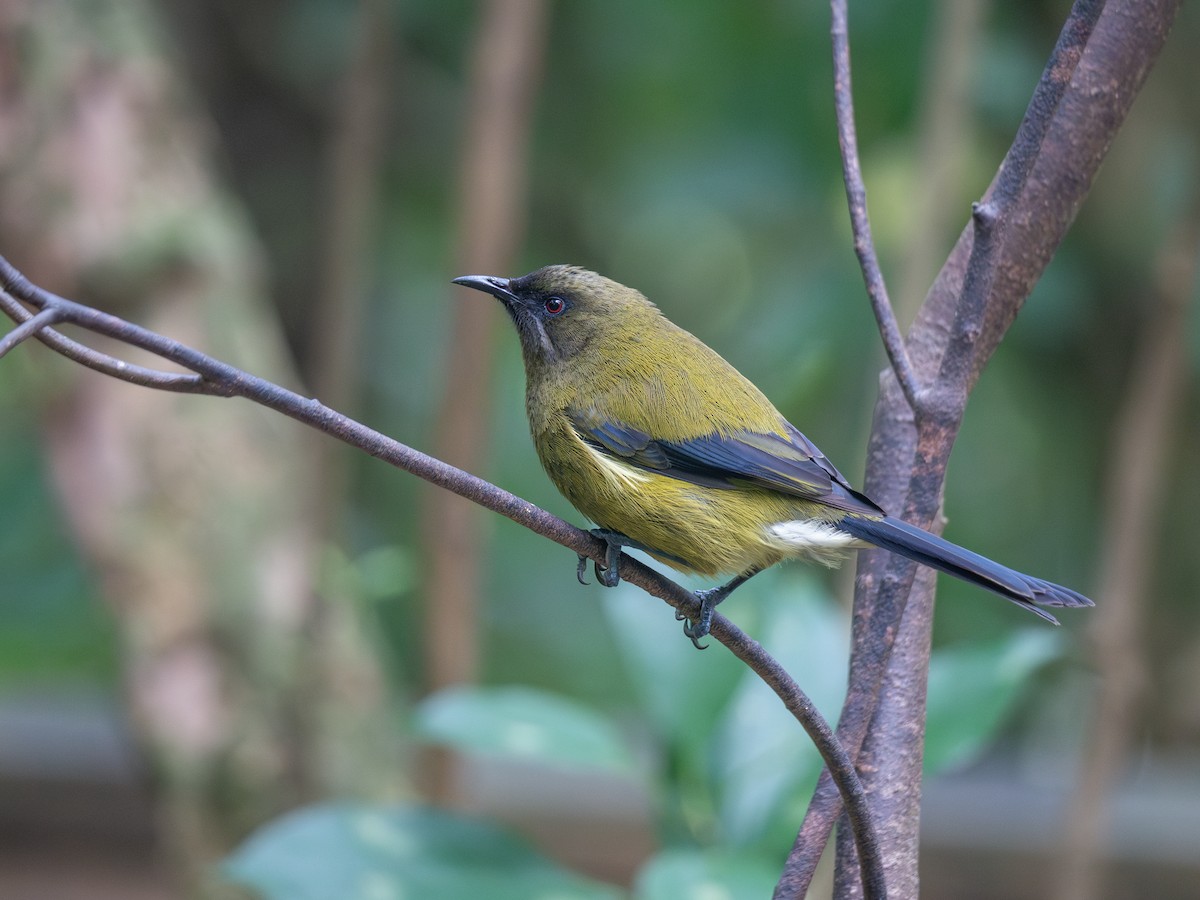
0, 275, 217, 393
830, 0, 921, 411
713, 620, 885, 900
0, 253, 886, 900
0, 306, 62, 358
802, 0, 1108, 889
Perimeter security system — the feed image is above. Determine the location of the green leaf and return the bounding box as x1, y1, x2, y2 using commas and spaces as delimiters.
602, 578, 746, 752
411, 685, 637, 774
924, 629, 1065, 775
320, 544, 414, 605
633, 848, 779, 900
712, 575, 848, 848
223, 803, 622, 900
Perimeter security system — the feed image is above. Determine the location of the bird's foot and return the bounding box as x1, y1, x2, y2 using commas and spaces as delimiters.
677, 585, 726, 650
576, 528, 631, 589
676, 569, 762, 650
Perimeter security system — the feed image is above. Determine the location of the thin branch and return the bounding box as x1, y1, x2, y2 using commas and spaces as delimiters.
0, 253, 886, 900
802, 0, 1116, 890
831, 0, 921, 411
0, 306, 61, 358
778, 0, 1174, 895
0, 276, 216, 393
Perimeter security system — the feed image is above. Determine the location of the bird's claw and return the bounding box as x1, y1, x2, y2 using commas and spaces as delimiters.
679, 589, 717, 650
596, 561, 620, 588
578, 529, 628, 590
682, 618, 710, 650
576, 554, 619, 588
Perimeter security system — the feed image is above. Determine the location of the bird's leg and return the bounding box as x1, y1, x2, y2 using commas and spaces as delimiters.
576, 531, 757, 650
679, 568, 762, 649
576, 528, 642, 588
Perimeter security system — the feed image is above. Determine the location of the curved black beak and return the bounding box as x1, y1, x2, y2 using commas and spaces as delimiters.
452, 274, 519, 306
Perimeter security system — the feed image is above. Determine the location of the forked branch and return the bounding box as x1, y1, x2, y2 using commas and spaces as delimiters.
778, 0, 1177, 897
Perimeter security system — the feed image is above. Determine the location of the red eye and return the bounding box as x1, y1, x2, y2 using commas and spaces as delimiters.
544, 296, 566, 316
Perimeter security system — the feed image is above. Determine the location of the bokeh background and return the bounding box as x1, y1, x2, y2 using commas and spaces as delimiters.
0, 0, 1197, 897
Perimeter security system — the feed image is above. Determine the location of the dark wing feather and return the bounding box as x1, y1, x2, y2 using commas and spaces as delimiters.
566, 407, 883, 516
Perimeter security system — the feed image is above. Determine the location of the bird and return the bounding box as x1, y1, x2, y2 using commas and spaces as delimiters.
453, 265, 1093, 647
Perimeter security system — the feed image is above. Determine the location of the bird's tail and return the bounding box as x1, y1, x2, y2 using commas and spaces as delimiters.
837, 515, 1093, 625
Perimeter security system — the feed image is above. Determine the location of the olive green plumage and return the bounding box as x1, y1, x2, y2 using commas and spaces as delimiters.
452, 265, 1093, 638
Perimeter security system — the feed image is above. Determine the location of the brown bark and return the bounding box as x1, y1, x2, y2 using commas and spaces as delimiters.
778, 0, 1181, 896
836, 1, 1180, 894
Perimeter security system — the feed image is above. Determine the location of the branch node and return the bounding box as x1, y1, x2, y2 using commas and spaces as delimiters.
971, 200, 999, 231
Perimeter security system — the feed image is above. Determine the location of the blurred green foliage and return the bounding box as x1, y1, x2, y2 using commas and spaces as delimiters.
3, 0, 1200, 889
411, 684, 638, 774
226, 578, 1064, 894
223, 803, 621, 900
0, 400, 116, 682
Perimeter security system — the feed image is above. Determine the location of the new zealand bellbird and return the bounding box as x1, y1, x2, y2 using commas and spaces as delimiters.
453, 266, 1092, 646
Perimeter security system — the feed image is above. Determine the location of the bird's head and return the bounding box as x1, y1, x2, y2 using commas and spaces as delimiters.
453, 265, 659, 371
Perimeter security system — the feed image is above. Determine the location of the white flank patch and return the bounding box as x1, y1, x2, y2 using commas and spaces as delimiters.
766, 519, 858, 565
586, 444, 652, 487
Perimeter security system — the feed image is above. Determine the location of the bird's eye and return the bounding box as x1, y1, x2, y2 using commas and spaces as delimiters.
543, 296, 566, 316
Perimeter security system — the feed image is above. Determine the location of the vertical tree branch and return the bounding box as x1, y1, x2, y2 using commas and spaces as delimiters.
777, 0, 1179, 896
421, 0, 548, 803
1052, 216, 1197, 900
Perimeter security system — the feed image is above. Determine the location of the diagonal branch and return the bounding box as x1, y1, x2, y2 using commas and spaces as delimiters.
0, 253, 886, 900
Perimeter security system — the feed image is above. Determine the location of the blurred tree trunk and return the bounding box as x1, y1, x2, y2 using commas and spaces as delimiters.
0, 0, 394, 893
1053, 214, 1197, 900
421, 0, 548, 805
297, 0, 397, 805
895, 0, 988, 325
